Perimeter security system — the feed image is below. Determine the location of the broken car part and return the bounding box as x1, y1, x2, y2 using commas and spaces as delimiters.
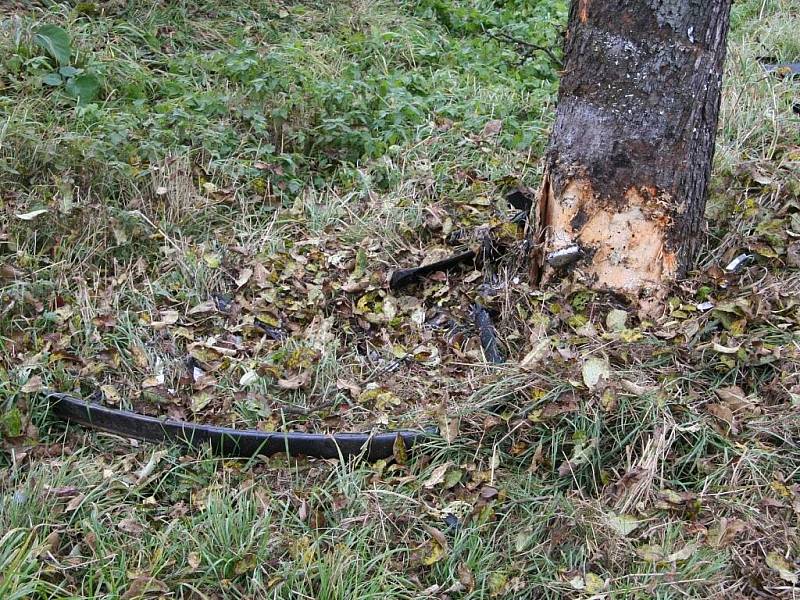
389, 250, 476, 290
45, 391, 429, 461
471, 303, 505, 364
546, 245, 583, 269
505, 188, 534, 212
724, 253, 754, 274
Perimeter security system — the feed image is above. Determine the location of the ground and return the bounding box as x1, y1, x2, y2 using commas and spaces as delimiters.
1, 0, 799, 598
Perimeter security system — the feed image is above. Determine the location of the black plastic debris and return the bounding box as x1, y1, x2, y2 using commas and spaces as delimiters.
389, 250, 476, 290
255, 318, 288, 340
505, 188, 534, 212
45, 391, 429, 461
763, 62, 800, 75
471, 303, 505, 364
443, 513, 460, 530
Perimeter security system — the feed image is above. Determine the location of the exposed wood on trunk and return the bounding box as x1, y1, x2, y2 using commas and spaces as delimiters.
535, 0, 732, 295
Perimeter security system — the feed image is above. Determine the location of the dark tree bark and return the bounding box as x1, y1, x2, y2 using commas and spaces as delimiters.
534, 0, 732, 296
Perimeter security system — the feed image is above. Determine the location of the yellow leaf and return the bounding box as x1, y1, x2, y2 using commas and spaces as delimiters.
584, 572, 605, 594
392, 434, 407, 465
636, 544, 665, 562
422, 538, 445, 565
606, 512, 640, 536
100, 384, 121, 405
766, 552, 798, 583
203, 253, 221, 268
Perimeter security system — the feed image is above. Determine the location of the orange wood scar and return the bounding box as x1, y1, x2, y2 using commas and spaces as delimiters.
578, 0, 590, 23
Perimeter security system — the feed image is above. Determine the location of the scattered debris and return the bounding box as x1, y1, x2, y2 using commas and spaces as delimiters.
45, 391, 429, 460
546, 245, 582, 268
471, 304, 505, 364
724, 253, 754, 274
762, 62, 800, 76
389, 250, 476, 290
505, 188, 534, 212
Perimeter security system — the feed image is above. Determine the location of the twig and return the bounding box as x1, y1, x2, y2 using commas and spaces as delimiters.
486, 31, 561, 67
277, 399, 336, 416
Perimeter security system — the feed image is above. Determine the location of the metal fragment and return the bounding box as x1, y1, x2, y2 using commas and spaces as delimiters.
724, 253, 754, 274
546, 245, 582, 268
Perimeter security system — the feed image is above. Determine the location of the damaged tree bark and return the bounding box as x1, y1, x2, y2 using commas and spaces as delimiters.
535, 0, 732, 296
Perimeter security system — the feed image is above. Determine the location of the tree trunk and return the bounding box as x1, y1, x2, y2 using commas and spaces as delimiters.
534, 0, 732, 296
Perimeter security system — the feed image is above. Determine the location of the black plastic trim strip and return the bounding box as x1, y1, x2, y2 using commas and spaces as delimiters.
44, 392, 430, 460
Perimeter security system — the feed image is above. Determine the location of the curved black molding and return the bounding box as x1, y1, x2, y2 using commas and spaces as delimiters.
44, 391, 431, 460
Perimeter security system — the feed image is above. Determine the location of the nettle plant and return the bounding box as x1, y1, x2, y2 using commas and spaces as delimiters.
32, 24, 101, 104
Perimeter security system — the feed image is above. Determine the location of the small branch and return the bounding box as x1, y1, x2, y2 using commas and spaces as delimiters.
486, 31, 562, 67
277, 399, 336, 416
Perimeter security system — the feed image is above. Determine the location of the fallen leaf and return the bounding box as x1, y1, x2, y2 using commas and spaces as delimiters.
666, 542, 697, 563
568, 574, 585, 590
423, 463, 452, 489
582, 356, 611, 390
706, 403, 736, 434
142, 374, 165, 388
150, 310, 179, 329
444, 469, 463, 489
239, 370, 260, 387
606, 512, 640, 536
236, 267, 253, 288
65, 493, 85, 512
715, 386, 746, 404
584, 572, 605, 594
393, 434, 407, 465
606, 309, 628, 332
457, 562, 475, 591
130, 345, 149, 369
188, 300, 217, 315
434, 402, 459, 443
117, 516, 144, 534
121, 576, 168, 600
707, 517, 746, 548
766, 551, 798, 583
480, 486, 499, 501
278, 370, 310, 390
336, 379, 361, 399
480, 119, 503, 138
40, 531, 60, 558
203, 253, 221, 268
520, 338, 550, 370
136, 450, 167, 484
539, 393, 579, 419
21, 375, 44, 393
421, 524, 448, 565
637, 544, 665, 562
712, 342, 740, 354
15, 209, 49, 220
620, 379, 654, 396
190, 392, 213, 413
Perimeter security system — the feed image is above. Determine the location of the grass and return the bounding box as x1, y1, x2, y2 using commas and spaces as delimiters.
1, 0, 800, 598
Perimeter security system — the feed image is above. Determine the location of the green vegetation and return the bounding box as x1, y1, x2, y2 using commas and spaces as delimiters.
1, 0, 799, 598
